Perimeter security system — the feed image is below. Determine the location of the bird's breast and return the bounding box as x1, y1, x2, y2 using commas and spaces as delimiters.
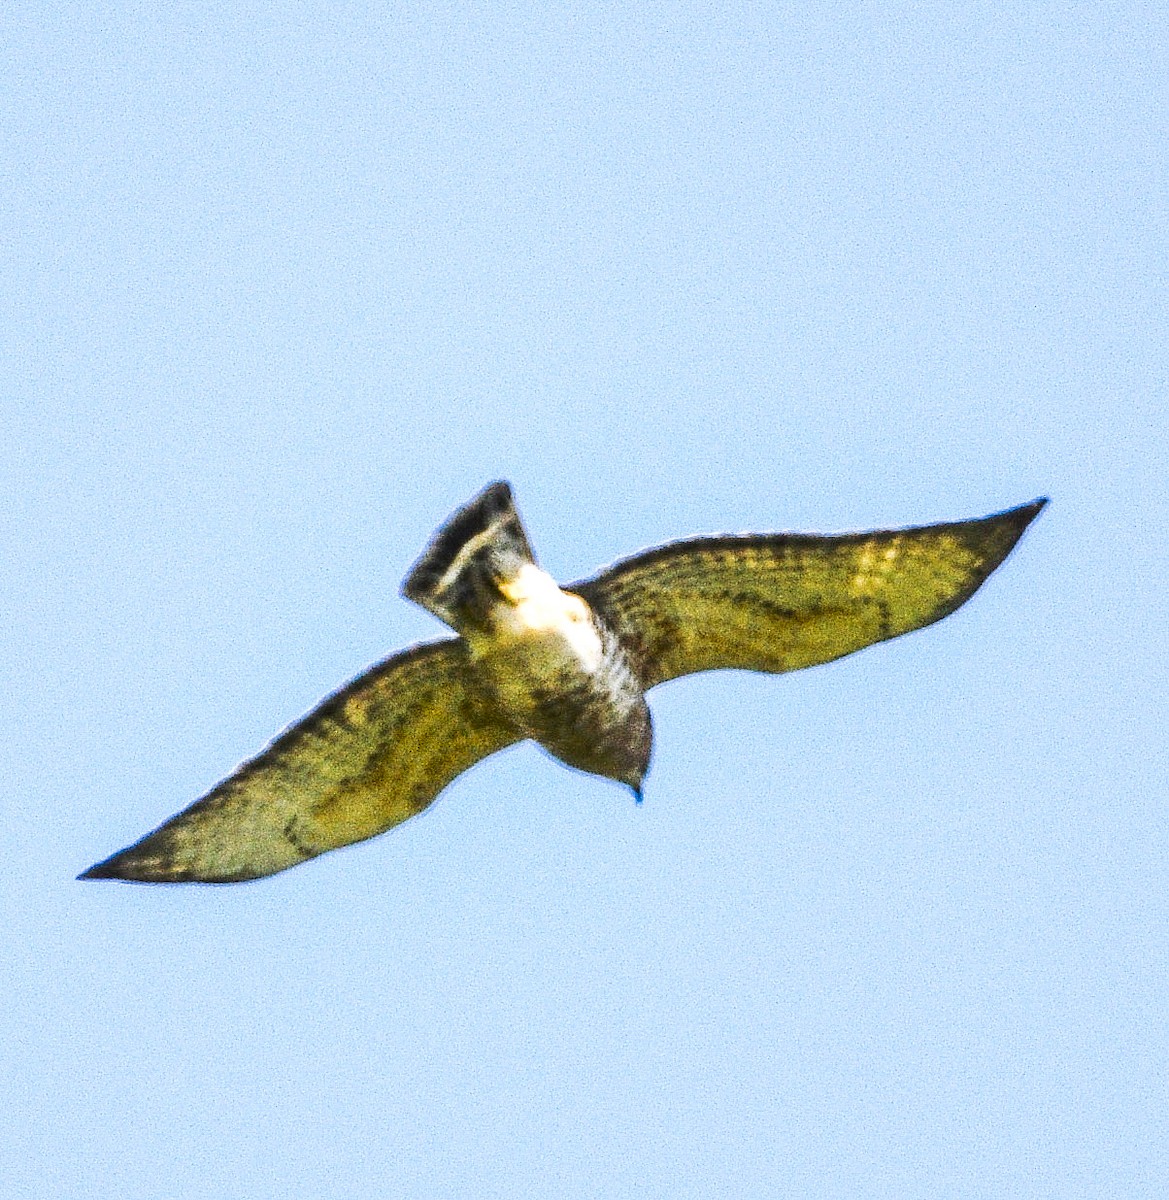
462, 565, 628, 719
463, 565, 650, 786
470, 564, 603, 674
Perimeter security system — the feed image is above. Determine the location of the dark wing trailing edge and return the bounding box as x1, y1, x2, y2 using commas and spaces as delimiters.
573, 499, 1047, 689
79, 640, 518, 883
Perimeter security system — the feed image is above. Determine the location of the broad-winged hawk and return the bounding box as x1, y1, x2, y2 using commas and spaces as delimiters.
80, 483, 1045, 883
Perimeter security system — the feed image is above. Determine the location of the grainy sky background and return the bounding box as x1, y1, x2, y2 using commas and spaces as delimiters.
3, 3, 1166, 1197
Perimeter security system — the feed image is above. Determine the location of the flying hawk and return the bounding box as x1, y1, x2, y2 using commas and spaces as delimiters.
80, 483, 1045, 883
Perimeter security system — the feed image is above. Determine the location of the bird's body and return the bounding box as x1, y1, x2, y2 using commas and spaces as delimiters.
81, 483, 1046, 884
402, 484, 652, 792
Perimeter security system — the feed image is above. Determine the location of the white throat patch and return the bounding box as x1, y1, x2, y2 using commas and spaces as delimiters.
492, 564, 604, 671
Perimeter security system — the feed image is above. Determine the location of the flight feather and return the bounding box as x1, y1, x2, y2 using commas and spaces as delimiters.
80, 640, 516, 882
573, 499, 1046, 688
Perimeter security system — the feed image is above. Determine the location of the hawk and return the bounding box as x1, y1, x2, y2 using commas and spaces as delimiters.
80, 483, 1045, 883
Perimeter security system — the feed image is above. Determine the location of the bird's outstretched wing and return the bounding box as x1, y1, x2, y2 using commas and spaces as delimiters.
80, 640, 517, 883
573, 500, 1046, 689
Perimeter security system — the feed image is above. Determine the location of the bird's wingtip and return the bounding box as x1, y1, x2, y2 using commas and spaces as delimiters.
982, 496, 1048, 539
77, 848, 148, 882
77, 861, 114, 881
1008, 496, 1049, 535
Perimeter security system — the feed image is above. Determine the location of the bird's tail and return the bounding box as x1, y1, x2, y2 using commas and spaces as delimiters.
402, 481, 536, 631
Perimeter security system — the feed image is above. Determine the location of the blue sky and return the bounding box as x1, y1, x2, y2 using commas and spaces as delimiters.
3, 3, 1166, 1196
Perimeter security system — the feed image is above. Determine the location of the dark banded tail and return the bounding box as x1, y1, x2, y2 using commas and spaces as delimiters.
402, 481, 536, 631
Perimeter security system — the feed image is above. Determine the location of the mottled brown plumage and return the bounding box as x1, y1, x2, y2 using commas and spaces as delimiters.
80, 483, 1045, 883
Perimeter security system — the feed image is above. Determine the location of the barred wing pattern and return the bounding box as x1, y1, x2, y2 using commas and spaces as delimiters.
574, 500, 1046, 689
80, 640, 517, 882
